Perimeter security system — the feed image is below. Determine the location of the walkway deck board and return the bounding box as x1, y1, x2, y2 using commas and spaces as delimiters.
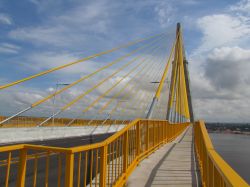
127, 126, 200, 187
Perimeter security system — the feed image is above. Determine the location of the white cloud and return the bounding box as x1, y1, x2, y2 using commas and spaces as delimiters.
190, 46, 250, 122
8, 1, 110, 47
229, 0, 250, 15
194, 14, 250, 54
0, 13, 12, 25
205, 46, 250, 91
154, 1, 175, 28
0, 43, 20, 54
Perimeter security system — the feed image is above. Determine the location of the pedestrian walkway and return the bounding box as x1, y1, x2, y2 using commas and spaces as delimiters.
127, 126, 200, 187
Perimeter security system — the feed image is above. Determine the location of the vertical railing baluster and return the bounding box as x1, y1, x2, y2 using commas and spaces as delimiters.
65, 152, 74, 187
99, 145, 107, 187
16, 148, 27, 187
45, 151, 50, 187
5, 152, 11, 187
57, 154, 62, 187
33, 154, 38, 187
77, 152, 82, 187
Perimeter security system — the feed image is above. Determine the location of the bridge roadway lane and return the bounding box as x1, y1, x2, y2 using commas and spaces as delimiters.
0, 133, 114, 187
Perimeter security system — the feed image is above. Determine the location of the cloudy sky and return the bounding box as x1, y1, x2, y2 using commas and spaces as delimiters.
0, 0, 250, 122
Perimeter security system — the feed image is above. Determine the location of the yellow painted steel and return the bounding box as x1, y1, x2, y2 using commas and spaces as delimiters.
0, 115, 128, 128
65, 153, 74, 187
90, 150, 93, 187
167, 28, 191, 120
169, 33, 179, 108
5, 152, 11, 187
84, 152, 88, 187
77, 152, 81, 187
32, 155, 38, 187
104, 45, 167, 122
97, 45, 162, 114
0, 119, 188, 187
45, 152, 50, 187
60, 41, 161, 112
82, 60, 144, 113
97, 45, 166, 119
0, 33, 164, 90
194, 120, 249, 187
61, 57, 137, 111
31, 36, 162, 108
155, 38, 176, 99
0, 119, 249, 187
178, 30, 189, 118
95, 150, 99, 187
16, 149, 27, 187
57, 154, 62, 187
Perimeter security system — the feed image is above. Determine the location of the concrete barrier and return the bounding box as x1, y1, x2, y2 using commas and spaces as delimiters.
0, 125, 125, 145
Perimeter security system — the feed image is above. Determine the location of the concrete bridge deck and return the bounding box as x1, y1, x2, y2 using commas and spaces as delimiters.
127, 126, 200, 187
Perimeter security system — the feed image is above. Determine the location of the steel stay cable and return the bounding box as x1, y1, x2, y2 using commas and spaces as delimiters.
114, 52, 167, 121
179, 29, 188, 119
144, 37, 175, 119
153, 77, 169, 119
81, 44, 164, 114
162, 79, 171, 118
97, 44, 166, 114
0, 35, 164, 126
119, 53, 167, 120
169, 33, 180, 108
81, 60, 145, 113
67, 44, 164, 125
140, 63, 166, 118
179, 31, 190, 119
103, 45, 167, 121
83, 49, 165, 126
170, 41, 180, 122
84, 45, 166, 126
140, 41, 174, 119
37, 39, 164, 126
115, 42, 170, 120
33, 35, 165, 108
96, 46, 167, 124
173, 61, 180, 122
110, 59, 163, 118
171, 63, 179, 122
177, 32, 184, 121
0, 33, 164, 90
157, 75, 171, 119
66, 42, 166, 126
154, 38, 176, 99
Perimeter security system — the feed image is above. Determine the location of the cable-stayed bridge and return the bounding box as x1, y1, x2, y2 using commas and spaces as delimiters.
0, 24, 248, 187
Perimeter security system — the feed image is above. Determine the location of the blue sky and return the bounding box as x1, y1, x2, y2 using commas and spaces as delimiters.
1, 0, 250, 122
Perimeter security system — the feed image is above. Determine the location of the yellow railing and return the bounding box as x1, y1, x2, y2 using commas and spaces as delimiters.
0, 119, 188, 187
0, 115, 129, 128
194, 120, 249, 187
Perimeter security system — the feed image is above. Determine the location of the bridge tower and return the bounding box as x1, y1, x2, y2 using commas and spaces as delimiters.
166, 23, 194, 122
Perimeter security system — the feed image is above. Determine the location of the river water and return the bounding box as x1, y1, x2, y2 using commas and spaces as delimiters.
209, 133, 250, 184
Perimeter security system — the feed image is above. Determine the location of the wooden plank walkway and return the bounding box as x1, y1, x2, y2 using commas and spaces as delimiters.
127, 126, 200, 187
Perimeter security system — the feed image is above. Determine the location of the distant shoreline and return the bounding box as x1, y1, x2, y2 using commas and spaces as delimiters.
205, 123, 250, 136
208, 130, 250, 136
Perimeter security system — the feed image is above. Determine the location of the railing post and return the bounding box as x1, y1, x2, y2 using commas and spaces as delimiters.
136, 121, 141, 156
65, 152, 74, 187
152, 121, 156, 147
123, 131, 128, 174
16, 148, 27, 187
146, 121, 149, 151
100, 145, 107, 187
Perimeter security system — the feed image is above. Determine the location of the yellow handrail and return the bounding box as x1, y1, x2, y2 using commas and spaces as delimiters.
0, 115, 129, 128
0, 119, 188, 187
194, 120, 249, 187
